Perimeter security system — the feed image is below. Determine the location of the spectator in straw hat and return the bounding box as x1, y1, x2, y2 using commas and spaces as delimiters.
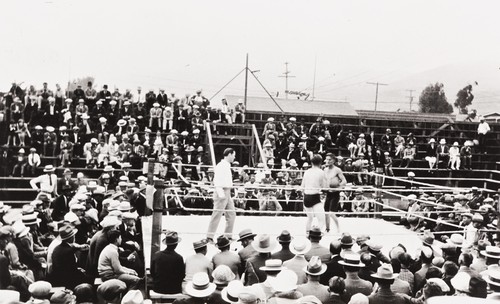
221, 280, 244, 304
284, 238, 312, 285
297, 256, 329, 303
368, 264, 406, 304
173, 272, 216, 304
212, 236, 241, 279
268, 269, 303, 304
253, 259, 284, 300
28, 280, 52, 304
244, 234, 277, 285
484, 265, 500, 300
210, 265, 236, 304
338, 253, 372, 301
151, 231, 185, 294
30, 164, 58, 197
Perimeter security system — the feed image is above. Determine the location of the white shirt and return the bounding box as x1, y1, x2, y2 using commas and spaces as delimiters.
28, 153, 41, 166
477, 122, 490, 135
30, 173, 57, 195
213, 159, 232, 197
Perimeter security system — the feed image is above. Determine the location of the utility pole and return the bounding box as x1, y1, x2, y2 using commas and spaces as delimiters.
367, 82, 388, 111
244, 54, 249, 110
406, 89, 415, 111
279, 62, 295, 99
312, 56, 317, 101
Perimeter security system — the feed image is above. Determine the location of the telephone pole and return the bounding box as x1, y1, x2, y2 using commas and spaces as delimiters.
279, 62, 295, 99
367, 82, 388, 111
406, 89, 415, 111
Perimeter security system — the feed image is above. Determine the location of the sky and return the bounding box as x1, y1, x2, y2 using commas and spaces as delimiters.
2, 0, 500, 111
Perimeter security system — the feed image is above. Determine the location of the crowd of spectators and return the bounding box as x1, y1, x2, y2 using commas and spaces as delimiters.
0, 82, 499, 303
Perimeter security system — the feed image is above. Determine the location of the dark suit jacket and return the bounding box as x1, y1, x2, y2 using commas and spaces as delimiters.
51, 194, 71, 221
271, 247, 294, 262
151, 249, 185, 294
50, 242, 89, 289
320, 255, 345, 285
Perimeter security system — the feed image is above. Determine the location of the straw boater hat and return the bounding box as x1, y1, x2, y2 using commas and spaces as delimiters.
304, 256, 327, 276
339, 253, 366, 268
221, 280, 244, 304
44, 165, 56, 172
252, 234, 277, 253
22, 213, 41, 226
289, 238, 312, 255
481, 246, 500, 259
185, 272, 216, 298
371, 263, 398, 280
260, 259, 284, 272
484, 265, 500, 287
12, 221, 30, 238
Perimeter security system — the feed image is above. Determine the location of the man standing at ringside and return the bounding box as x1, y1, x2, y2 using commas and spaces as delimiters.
324, 153, 346, 232
206, 148, 237, 242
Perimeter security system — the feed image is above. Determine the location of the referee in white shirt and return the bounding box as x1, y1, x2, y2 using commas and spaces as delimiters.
206, 148, 237, 242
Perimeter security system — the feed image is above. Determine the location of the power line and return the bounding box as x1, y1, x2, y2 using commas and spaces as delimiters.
278, 62, 295, 99
406, 89, 415, 111
366, 82, 388, 111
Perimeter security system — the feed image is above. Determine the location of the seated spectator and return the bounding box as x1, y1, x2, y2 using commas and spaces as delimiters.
97, 230, 141, 288
151, 231, 185, 294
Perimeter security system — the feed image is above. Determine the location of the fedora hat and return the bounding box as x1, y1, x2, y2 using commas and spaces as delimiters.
44, 165, 56, 172
308, 227, 323, 239
481, 246, 500, 259
304, 256, 327, 276
237, 229, 256, 242
193, 239, 208, 250
216, 236, 232, 249
260, 259, 283, 272
288, 159, 298, 167
163, 231, 181, 245
212, 265, 236, 285
22, 213, 41, 226
277, 230, 293, 243
185, 272, 216, 298
59, 225, 77, 241
421, 230, 435, 246
339, 253, 365, 268
290, 238, 312, 255
339, 233, 354, 246
445, 234, 464, 247
252, 234, 277, 253
371, 263, 398, 280
270, 269, 298, 292
221, 280, 243, 303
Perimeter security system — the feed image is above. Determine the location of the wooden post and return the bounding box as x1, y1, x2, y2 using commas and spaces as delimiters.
151, 179, 165, 266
